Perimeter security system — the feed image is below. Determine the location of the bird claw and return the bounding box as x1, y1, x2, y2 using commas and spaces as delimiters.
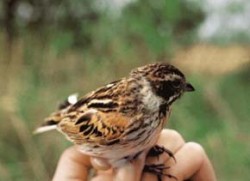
143, 163, 177, 181
147, 145, 176, 163
144, 145, 177, 181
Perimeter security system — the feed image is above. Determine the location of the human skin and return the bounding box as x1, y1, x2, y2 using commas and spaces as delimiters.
53, 129, 217, 181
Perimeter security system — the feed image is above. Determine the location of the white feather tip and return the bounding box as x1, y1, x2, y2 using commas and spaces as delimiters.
68, 93, 79, 104
33, 125, 57, 134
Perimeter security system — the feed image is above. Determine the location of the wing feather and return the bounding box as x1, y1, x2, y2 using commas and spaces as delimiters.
58, 109, 131, 145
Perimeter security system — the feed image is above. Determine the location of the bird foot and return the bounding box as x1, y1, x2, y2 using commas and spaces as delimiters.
144, 145, 177, 181
143, 163, 177, 181
147, 145, 176, 163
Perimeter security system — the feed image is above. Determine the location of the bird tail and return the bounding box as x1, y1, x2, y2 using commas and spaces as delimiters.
33, 114, 62, 134
33, 93, 79, 134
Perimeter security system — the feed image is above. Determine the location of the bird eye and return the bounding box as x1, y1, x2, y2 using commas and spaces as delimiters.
172, 80, 181, 88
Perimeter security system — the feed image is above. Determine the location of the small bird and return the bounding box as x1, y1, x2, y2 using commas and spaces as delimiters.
35, 63, 194, 179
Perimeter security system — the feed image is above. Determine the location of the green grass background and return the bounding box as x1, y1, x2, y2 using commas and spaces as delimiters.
0, 1, 250, 180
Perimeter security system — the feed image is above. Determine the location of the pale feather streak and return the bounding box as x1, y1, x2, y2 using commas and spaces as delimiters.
33, 125, 57, 134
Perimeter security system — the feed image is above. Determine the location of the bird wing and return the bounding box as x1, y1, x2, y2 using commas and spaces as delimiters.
56, 78, 141, 145
58, 108, 135, 145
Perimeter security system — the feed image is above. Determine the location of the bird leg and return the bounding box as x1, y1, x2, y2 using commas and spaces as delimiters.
147, 145, 176, 163
143, 145, 177, 181
143, 163, 177, 181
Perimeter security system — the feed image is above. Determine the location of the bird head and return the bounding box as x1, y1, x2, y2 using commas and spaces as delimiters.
131, 63, 195, 105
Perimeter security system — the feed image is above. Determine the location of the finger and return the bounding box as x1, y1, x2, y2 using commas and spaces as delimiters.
92, 151, 149, 181
53, 146, 91, 181
157, 129, 185, 151
114, 150, 148, 181
164, 142, 212, 181
186, 144, 216, 181
91, 157, 111, 171
143, 129, 186, 181
92, 168, 113, 181
91, 172, 113, 181
146, 129, 185, 165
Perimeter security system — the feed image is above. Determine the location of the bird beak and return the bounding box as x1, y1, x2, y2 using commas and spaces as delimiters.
184, 82, 195, 92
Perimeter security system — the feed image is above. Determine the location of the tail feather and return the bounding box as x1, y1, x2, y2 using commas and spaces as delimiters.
34, 93, 79, 134
34, 117, 61, 134
33, 124, 57, 134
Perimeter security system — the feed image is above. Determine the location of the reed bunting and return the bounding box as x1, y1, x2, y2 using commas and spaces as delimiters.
35, 63, 195, 180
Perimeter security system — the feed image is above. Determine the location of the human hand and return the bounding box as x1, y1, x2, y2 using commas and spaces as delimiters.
53, 129, 217, 181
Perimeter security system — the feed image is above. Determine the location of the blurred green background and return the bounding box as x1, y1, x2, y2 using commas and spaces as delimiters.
0, 0, 250, 180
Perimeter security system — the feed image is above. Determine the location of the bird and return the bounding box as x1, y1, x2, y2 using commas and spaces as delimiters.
35, 63, 195, 180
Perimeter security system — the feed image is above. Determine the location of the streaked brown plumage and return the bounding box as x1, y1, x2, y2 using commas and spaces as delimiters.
35, 63, 194, 167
